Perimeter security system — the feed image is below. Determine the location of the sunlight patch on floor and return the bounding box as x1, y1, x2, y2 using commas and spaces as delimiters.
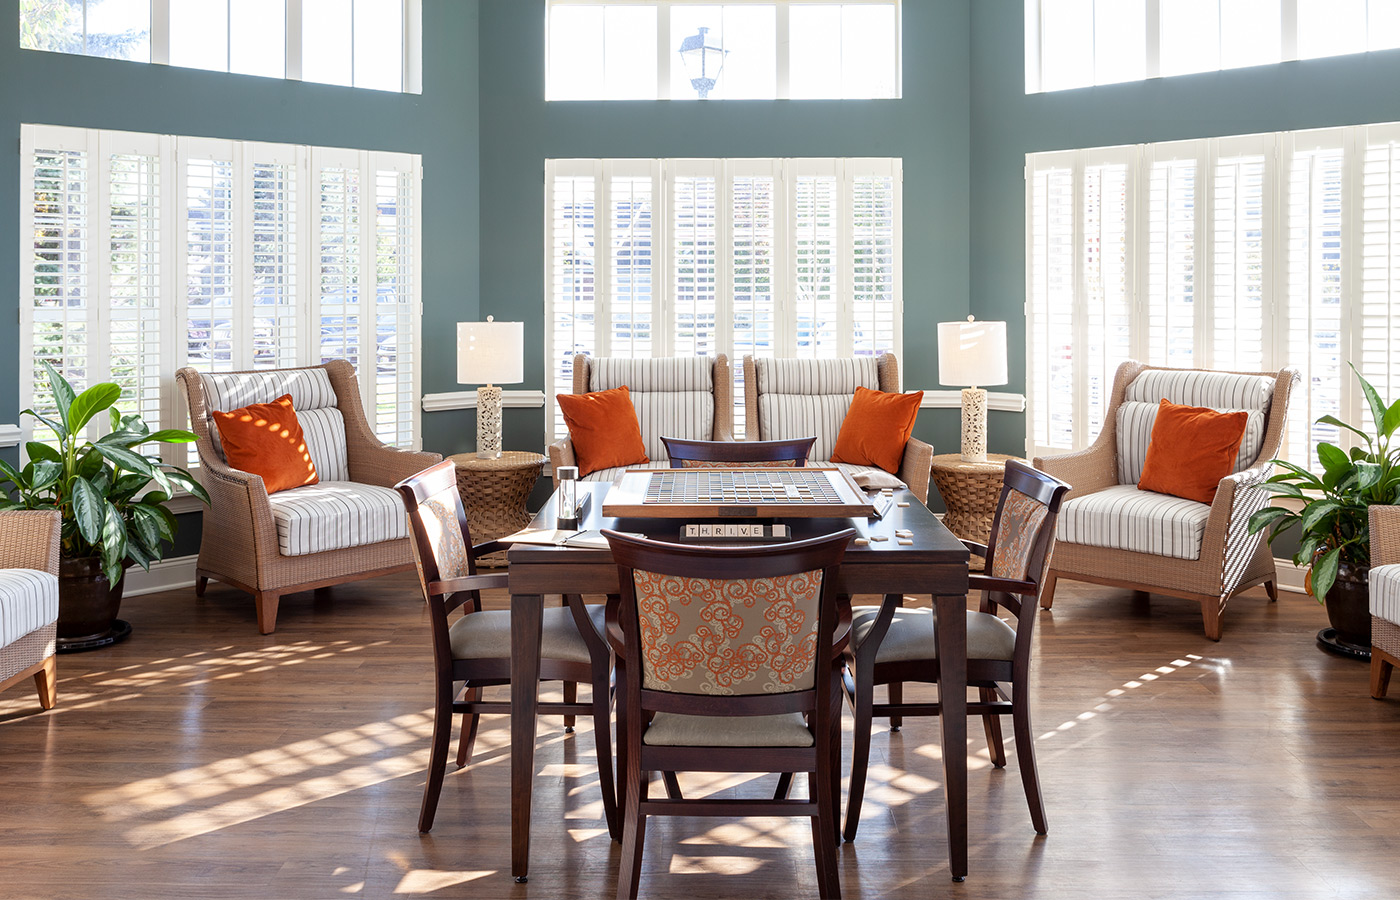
1038, 653, 1204, 742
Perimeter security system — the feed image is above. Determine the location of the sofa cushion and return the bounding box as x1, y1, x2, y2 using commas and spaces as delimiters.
581, 462, 672, 483
588, 358, 715, 460
1117, 400, 1265, 486
1371, 564, 1400, 624
753, 358, 882, 462
1124, 368, 1275, 411
0, 569, 59, 647
1057, 484, 1211, 561
267, 481, 408, 557
200, 368, 349, 481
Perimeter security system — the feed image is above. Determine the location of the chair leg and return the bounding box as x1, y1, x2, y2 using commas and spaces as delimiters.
563, 681, 577, 733
774, 772, 794, 800
254, 592, 280, 634
591, 662, 621, 841
809, 769, 841, 899
661, 771, 683, 800
1039, 570, 1059, 610
33, 656, 57, 710
1012, 691, 1048, 835
195, 575, 208, 597
1372, 649, 1395, 700
980, 687, 1006, 768
1203, 595, 1225, 642
419, 684, 454, 833
888, 682, 903, 731
843, 665, 876, 842
455, 687, 481, 768
1265, 579, 1279, 602
617, 771, 646, 900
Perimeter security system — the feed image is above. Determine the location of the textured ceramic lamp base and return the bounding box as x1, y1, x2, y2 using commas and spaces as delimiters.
960, 387, 988, 463
477, 384, 503, 459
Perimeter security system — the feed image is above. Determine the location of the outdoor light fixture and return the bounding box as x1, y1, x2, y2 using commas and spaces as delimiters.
679, 26, 727, 99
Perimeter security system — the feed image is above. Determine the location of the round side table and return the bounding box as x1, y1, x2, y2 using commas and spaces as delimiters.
929, 453, 1024, 549
448, 451, 547, 566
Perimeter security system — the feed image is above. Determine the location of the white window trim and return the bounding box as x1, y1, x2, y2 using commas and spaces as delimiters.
19, 123, 424, 464
546, 0, 903, 101
544, 156, 903, 441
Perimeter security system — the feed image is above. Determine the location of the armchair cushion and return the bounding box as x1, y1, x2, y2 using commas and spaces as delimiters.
587, 357, 716, 460
1117, 400, 1265, 486
830, 387, 924, 474
1371, 564, 1400, 623
1057, 485, 1211, 560
1137, 401, 1250, 504
200, 369, 349, 481
211, 394, 320, 494
267, 481, 409, 557
557, 386, 650, 477
753, 357, 880, 462
0, 569, 59, 647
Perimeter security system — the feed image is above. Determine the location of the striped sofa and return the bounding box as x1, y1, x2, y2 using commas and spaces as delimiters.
548, 355, 734, 483
1369, 506, 1400, 700
1035, 362, 1299, 641
177, 362, 441, 634
0, 510, 60, 711
743, 354, 934, 504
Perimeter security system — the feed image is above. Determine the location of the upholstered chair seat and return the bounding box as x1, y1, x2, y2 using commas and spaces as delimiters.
0, 511, 61, 711
643, 712, 815, 747
1368, 506, 1400, 700
447, 604, 607, 665
850, 606, 1018, 663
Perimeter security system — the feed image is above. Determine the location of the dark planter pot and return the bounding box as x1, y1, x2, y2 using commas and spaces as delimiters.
57, 556, 131, 652
1325, 563, 1372, 649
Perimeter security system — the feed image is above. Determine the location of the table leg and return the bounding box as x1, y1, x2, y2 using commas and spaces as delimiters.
511, 593, 544, 882
935, 592, 968, 882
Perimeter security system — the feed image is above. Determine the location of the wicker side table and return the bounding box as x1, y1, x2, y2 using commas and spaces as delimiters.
929, 453, 1023, 548
448, 451, 547, 566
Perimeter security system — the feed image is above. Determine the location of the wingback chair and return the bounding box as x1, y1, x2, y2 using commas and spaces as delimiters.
1035, 362, 1300, 641
177, 361, 441, 633
548, 354, 734, 484
742, 353, 934, 503
0, 510, 61, 711
1368, 506, 1400, 700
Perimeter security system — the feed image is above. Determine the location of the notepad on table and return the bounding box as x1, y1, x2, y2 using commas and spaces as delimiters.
501, 528, 643, 549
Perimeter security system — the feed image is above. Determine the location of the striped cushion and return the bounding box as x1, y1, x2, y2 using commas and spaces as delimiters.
201, 368, 349, 481
1370, 564, 1400, 624
816, 461, 906, 490
267, 481, 408, 557
752, 357, 880, 395
753, 358, 881, 461
1124, 369, 1275, 411
1057, 485, 1211, 561
0, 569, 59, 648
587, 359, 715, 461
582, 462, 671, 483
630, 392, 714, 461
1116, 401, 1266, 486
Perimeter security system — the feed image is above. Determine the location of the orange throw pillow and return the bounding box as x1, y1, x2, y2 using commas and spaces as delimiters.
556, 386, 649, 478
830, 386, 924, 474
211, 394, 319, 495
1137, 399, 1248, 504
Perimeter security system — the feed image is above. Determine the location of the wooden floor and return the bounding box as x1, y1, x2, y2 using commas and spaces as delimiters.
2, 575, 1399, 899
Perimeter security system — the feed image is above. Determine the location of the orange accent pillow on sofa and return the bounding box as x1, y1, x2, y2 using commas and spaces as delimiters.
1137, 399, 1248, 504
211, 394, 320, 495
830, 386, 924, 474
556, 386, 650, 478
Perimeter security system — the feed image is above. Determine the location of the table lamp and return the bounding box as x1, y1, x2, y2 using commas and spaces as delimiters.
458, 317, 524, 459
937, 316, 1008, 463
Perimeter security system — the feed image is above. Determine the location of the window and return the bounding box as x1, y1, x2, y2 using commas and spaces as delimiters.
1025, 123, 1400, 470
19, 0, 421, 93
545, 1, 902, 101
1028, 0, 1399, 93
545, 157, 902, 438
21, 124, 422, 462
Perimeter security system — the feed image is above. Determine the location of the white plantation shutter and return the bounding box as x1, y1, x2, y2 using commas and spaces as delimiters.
850, 164, 900, 360
730, 163, 779, 438
671, 165, 720, 359
1146, 145, 1201, 369
1082, 155, 1132, 437
547, 166, 598, 437
1027, 158, 1077, 452
20, 125, 423, 462
1210, 139, 1272, 372
609, 170, 655, 359
1358, 125, 1400, 430
791, 164, 840, 357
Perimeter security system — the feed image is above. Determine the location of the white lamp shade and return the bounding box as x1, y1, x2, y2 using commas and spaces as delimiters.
457, 320, 524, 385
937, 319, 1008, 387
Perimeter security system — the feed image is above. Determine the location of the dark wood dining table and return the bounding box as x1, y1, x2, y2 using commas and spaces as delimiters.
505, 480, 971, 883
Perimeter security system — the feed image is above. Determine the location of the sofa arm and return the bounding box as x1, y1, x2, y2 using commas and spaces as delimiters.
548, 437, 576, 486
1372, 506, 1400, 568
0, 510, 61, 574
1034, 441, 1116, 499
898, 437, 934, 505
350, 445, 443, 488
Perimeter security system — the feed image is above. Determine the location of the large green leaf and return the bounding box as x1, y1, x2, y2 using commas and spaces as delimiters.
93, 443, 155, 477
100, 501, 127, 586
24, 442, 61, 464
22, 408, 67, 443
1356, 461, 1384, 492
125, 539, 153, 572
1383, 399, 1400, 440
0, 457, 24, 488
1354, 365, 1388, 437
161, 466, 211, 505
1316, 414, 1372, 445
70, 477, 105, 546
139, 429, 197, 444
67, 383, 123, 435
1311, 546, 1342, 602
28, 459, 62, 492
133, 501, 177, 542
129, 505, 163, 552
1316, 443, 1351, 476
1247, 506, 1293, 535
41, 361, 76, 432
1300, 499, 1343, 534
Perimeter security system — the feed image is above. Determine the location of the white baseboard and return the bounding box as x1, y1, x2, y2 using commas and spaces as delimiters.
1274, 557, 1306, 594
123, 554, 198, 597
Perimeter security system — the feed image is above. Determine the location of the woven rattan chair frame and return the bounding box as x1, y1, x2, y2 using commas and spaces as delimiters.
548, 355, 734, 484
1369, 506, 1400, 700
841, 461, 1070, 843
604, 529, 854, 900
741, 353, 935, 504
0, 510, 61, 710
396, 460, 619, 838
1033, 361, 1301, 641
176, 360, 441, 633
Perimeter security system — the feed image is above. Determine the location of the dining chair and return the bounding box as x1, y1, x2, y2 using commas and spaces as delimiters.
603, 528, 855, 900
660, 435, 817, 468
841, 460, 1070, 841
395, 460, 618, 837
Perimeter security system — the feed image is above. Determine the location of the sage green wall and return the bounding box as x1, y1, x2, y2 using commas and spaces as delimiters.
969, 0, 1400, 455
0, 0, 481, 553
478, 0, 973, 467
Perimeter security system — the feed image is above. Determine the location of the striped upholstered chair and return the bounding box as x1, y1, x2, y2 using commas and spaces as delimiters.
1035, 362, 1300, 641
742, 353, 934, 503
177, 362, 441, 633
1368, 506, 1400, 700
0, 510, 61, 711
548, 355, 734, 484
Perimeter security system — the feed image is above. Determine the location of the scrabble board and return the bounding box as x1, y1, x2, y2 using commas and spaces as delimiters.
601, 467, 876, 519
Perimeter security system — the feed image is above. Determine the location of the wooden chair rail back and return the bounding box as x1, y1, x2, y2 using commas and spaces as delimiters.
661, 435, 817, 467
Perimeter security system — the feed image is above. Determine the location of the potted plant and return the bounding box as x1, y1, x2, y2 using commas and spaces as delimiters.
0, 362, 210, 650
1249, 365, 1400, 654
